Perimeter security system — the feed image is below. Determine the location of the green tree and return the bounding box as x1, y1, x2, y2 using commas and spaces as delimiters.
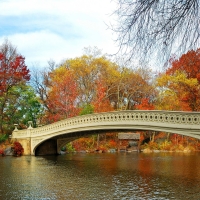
14, 85, 43, 128
1, 84, 43, 133
80, 104, 94, 115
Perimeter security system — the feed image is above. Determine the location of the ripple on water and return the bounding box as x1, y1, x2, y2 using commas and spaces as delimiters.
0, 153, 200, 199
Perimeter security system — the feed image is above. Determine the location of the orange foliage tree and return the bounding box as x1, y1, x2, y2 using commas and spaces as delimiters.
92, 80, 114, 113
44, 67, 79, 123
162, 49, 200, 111
135, 98, 155, 110
156, 71, 197, 111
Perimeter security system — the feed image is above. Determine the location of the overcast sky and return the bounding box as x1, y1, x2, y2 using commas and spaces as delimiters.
0, 0, 118, 67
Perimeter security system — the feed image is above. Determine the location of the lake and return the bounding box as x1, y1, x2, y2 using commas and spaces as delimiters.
0, 152, 200, 199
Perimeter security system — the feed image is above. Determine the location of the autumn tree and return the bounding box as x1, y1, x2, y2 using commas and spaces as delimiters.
0, 40, 30, 133
155, 88, 182, 111
32, 64, 79, 123
46, 67, 79, 122
61, 53, 120, 108
156, 49, 200, 111
108, 67, 156, 110
62, 54, 155, 112
167, 49, 200, 80
113, 0, 200, 64
92, 79, 114, 113
135, 98, 155, 110
156, 70, 199, 111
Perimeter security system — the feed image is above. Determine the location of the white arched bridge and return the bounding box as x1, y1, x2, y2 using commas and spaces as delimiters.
11, 110, 200, 155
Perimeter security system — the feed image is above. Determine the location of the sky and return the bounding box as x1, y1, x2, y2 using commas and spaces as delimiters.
0, 0, 118, 67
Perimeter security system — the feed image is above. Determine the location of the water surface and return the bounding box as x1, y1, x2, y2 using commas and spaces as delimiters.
0, 152, 200, 199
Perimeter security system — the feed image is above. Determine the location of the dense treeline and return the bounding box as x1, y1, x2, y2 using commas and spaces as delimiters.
1, 40, 200, 151
31, 51, 155, 124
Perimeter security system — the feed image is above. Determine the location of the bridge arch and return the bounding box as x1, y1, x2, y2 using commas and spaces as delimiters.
12, 110, 200, 155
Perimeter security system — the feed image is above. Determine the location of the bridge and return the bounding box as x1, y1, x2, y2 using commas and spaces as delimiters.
11, 110, 200, 155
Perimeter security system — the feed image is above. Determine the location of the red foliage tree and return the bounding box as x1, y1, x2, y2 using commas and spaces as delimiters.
44, 67, 79, 123
167, 49, 200, 81
135, 98, 155, 110
92, 80, 114, 113
0, 44, 30, 133
0, 53, 30, 94
166, 49, 200, 111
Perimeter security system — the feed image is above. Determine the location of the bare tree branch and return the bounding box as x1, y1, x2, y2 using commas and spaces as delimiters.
112, 0, 200, 66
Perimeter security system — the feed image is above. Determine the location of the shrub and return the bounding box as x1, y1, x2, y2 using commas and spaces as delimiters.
107, 140, 117, 149
66, 142, 75, 153
159, 141, 172, 151
0, 149, 5, 156
0, 134, 8, 143
12, 142, 24, 156
148, 141, 159, 150
97, 146, 107, 152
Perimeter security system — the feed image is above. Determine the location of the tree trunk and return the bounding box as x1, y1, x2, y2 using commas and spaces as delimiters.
97, 134, 99, 149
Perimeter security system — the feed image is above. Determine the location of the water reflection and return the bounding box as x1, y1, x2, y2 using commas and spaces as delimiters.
0, 152, 200, 199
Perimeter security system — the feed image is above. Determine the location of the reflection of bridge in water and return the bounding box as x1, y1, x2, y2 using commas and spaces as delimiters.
11, 110, 200, 155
